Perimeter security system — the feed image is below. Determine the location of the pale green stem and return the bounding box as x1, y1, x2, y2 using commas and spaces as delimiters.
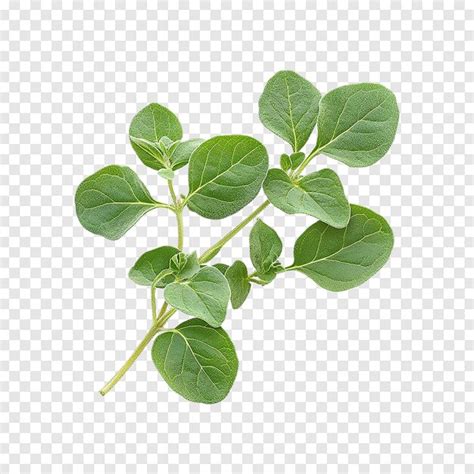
99, 320, 162, 396
168, 180, 184, 250
293, 146, 320, 177
199, 200, 270, 264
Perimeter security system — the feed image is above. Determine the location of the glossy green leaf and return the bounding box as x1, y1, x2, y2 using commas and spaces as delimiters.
225, 261, 251, 309
289, 204, 394, 291
170, 139, 205, 170
263, 168, 350, 228
164, 266, 230, 327
129, 103, 183, 170
152, 318, 238, 404
249, 219, 283, 274
128, 246, 180, 287
259, 71, 321, 152
315, 84, 399, 167
75, 165, 160, 240
186, 135, 269, 219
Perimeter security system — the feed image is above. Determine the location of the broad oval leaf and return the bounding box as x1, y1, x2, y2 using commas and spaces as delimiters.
259, 71, 321, 152
316, 84, 399, 167
186, 135, 269, 219
164, 266, 231, 327
263, 168, 350, 228
128, 246, 180, 286
249, 219, 283, 274
75, 165, 159, 240
289, 204, 394, 291
170, 138, 205, 170
129, 103, 183, 170
225, 260, 251, 310
152, 318, 239, 404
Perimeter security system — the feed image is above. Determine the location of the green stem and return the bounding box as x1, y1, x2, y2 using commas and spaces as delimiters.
99, 320, 162, 396
199, 200, 270, 264
168, 180, 184, 250
293, 146, 320, 177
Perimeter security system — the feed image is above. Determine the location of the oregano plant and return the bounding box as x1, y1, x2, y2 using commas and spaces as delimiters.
75, 71, 399, 403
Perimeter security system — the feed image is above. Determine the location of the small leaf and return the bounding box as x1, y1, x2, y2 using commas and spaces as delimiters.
315, 83, 399, 167
157, 168, 175, 180
225, 261, 251, 309
249, 219, 283, 274
129, 103, 183, 171
213, 263, 230, 275
186, 135, 269, 219
170, 139, 205, 170
152, 318, 238, 404
259, 71, 321, 152
289, 152, 305, 169
164, 266, 231, 327
170, 252, 201, 280
129, 246, 180, 286
75, 165, 159, 240
289, 204, 394, 291
263, 168, 351, 228
280, 154, 291, 171
158, 136, 174, 150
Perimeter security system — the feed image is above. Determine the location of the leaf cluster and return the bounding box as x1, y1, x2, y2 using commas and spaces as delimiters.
75, 70, 399, 403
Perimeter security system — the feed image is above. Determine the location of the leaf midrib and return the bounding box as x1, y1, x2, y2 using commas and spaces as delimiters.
289, 217, 386, 271
317, 91, 390, 154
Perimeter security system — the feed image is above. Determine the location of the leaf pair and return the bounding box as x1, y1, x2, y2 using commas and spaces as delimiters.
259, 71, 399, 167
129, 246, 231, 327
129, 103, 203, 172
259, 71, 398, 229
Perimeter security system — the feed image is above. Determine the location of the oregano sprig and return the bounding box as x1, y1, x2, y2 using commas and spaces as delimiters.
75, 70, 399, 403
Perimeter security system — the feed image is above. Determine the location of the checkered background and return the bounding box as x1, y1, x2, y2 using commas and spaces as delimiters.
1, 1, 473, 472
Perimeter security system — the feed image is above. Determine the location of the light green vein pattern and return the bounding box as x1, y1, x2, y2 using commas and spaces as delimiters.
259, 71, 321, 151
315, 83, 399, 167
263, 168, 351, 228
152, 319, 239, 404
186, 135, 269, 219
75, 165, 159, 240
289, 204, 394, 291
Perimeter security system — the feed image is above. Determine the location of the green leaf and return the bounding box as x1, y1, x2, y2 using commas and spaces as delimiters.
157, 168, 175, 181
129, 103, 183, 170
164, 266, 231, 327
186, 135, 269, 219
213, 263, 230, 275
129, 246, 180, 286
152, 318, 238, 404
170, 139, 205, 170
75, 165, 160, 240
280, 154, 291, 171
249, 219, 283, 274
170, 251, 201, 280
225, 261, 251, 309
288, 152, 305, 169
289, 204, 394, 291
315, 84, 399, 167
263, 168, 351, 228
259, 71, 321, 152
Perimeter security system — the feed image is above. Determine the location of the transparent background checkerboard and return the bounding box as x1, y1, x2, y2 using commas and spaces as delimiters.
1, 1, 473, 472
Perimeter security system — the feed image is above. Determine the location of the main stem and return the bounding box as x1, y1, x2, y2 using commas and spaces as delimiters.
199, 200, 270, 264
99, 151, 320, 396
